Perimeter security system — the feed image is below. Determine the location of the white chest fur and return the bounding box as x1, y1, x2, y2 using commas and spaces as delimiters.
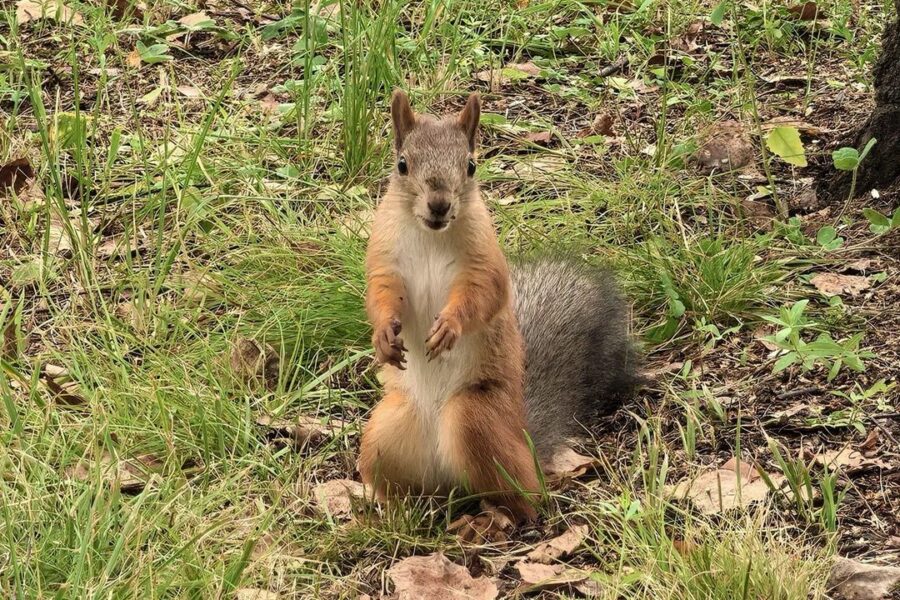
394, 229, 478, 423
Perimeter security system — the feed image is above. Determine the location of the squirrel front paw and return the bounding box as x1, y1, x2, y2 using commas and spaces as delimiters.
373, 318, 406, 369
425, 312, 461, 360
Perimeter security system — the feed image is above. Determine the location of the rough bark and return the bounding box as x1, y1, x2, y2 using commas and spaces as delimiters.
819, 1, 900, 201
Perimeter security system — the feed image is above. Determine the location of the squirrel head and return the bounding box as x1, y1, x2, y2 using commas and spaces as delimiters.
388, 90, 480, 233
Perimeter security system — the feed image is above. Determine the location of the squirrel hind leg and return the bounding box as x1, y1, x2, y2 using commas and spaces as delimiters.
359, 389, 435, 500
440, 383, 540, 523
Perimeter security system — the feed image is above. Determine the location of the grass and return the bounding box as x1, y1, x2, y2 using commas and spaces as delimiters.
1, 0, 897, 597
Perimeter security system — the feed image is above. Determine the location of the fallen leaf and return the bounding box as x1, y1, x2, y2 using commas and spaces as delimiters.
515, 562, 590, 592
526, 524, 589, 563
589, 113, 614, 136
859, 429, 879, 456
448, 504, 515, 543
524, 131, 553, 145
810, 273, 871, 297
542, 446, 599, 479
177, 85, 201, 98
178, 11, 213, 27
235, 590, 279, 600
766, 126, 808, 167
693, 121, 754, 173
260, 93, 280, 113
388, 552, 498, 600
2, 321, 19, 363
64, 451, 168, 493
46, 216, 74, 255
828, 556, 900, 600
42, 374, 85, 406
229, 338, 279, 387
844, 259, 873, 273
475, 62, 541, 86
0, 158, 35, 195
15, 0, 83, 25
814, 448, 891, 473
256, 414, 347, 448
313, 479, 367, 518
668, 457, 783, 514
789, 1, 823, 20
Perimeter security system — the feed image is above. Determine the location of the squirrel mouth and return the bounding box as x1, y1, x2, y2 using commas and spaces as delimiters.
422, 218, 449, 231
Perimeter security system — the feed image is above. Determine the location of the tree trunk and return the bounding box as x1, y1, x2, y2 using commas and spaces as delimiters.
820, 1, 900, 200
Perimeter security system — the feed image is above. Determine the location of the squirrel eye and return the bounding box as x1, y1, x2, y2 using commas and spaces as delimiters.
397, 156, 408, 175
467, 158, 476, 177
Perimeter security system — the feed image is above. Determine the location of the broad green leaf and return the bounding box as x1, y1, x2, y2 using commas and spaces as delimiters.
773, 352, 799, 373
893, 207, 900, 226
816, 226, 836, 245
710, 0, 729, 25
863, 208, 891, 234
766, 126, 807, 167
831, 147, 859, 171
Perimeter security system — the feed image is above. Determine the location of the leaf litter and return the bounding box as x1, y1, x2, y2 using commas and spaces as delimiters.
669, 457, 785, 514
388, 552, 498, 600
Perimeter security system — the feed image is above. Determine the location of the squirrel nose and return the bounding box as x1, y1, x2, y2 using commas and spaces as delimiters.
428, 199, 450, 217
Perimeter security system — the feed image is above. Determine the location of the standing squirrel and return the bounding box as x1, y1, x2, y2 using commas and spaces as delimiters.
359, 90, 641, 533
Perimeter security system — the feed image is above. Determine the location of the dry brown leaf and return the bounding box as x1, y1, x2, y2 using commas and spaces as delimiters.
313, 479, 367, 518
668, 457, 782, 514
42, 374, 85, 406
524, 131, 553, 145
526, 524, 589, 563
810, 273, 871, 297
515, 561, 590, 592
542, 446, 599, 479
47, 216, 74, 255
844, 259, 874, 273
814, 448, 891, 472
828, 556, 900, 600
1, 321, 17, 363
590, 113, 615, 137
256, 414, 347, 448
177, 85, 201, 98
235, 590, 279, 600
178, 11, 212, 27
260, 93, 280, 113
859, 429, 879, 456
16, 0, 84, 25
508, 62, 540, 76
229, 337, 279, 387
65, 452, 166, 493
388, 552, 498, 600
475, 62, 541, 86
789, 1, 823, 20
0, 158, 35, 194
693, 121, 754, 173
448, 504, 515, 544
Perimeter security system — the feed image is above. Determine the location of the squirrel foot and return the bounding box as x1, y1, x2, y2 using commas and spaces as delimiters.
448, 502, 516, 544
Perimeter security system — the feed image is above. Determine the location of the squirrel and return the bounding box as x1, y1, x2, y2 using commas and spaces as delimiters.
359, 90, 641, 533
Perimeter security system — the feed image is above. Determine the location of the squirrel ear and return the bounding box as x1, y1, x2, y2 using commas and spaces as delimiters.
390, 90, 416, 151
457, 92, 481, 151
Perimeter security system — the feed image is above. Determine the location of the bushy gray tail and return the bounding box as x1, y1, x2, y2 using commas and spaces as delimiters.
511, 258, 643, 462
